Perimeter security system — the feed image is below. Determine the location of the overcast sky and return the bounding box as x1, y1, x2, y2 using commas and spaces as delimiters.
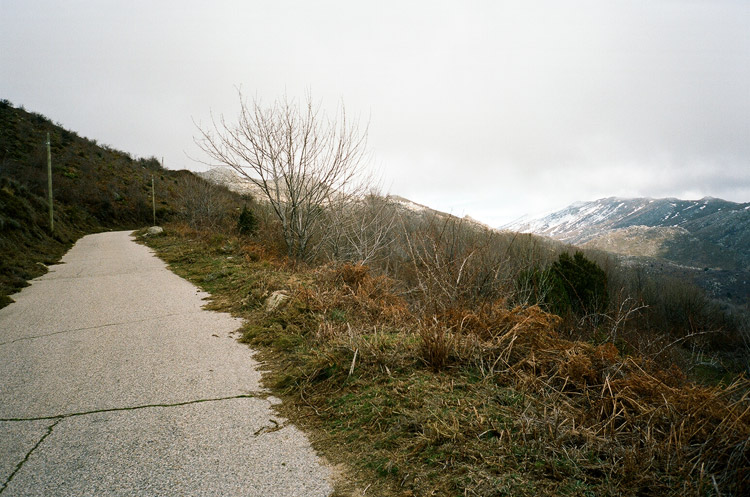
2, 0, 748, 225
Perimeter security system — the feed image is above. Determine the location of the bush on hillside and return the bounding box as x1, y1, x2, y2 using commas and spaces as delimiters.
549, 251, 609, 316
237, 205, 258, 236
518, 251, 609, 319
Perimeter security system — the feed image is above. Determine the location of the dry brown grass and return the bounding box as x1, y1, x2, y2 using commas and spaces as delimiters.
440, 303, 750, 495
297, 262, 411, 325
261, 260, 749, 495
144, 228, 750, 496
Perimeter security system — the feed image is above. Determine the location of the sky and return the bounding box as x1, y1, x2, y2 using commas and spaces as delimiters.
2, 0, 749, 226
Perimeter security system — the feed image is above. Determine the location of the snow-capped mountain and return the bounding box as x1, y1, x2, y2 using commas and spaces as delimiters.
503, 197, 750, 304
502, 196, 750, 246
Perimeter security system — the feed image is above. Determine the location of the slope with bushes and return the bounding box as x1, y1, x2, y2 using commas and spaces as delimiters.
0, 100, 245, 306
148, 152, 749, 494
138, 189, 749, 496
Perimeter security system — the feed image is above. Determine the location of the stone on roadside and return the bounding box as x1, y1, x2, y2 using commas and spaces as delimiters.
146, 226, 164, 236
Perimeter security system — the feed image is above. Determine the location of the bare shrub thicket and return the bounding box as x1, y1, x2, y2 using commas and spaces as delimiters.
195, 92, 369, 261
602, 266, 747, 359
176, 174, 238, 230
402, 216, 506, 313
394, 213, 561, 315
370, 210, 748, 374
323, 193, 399, 267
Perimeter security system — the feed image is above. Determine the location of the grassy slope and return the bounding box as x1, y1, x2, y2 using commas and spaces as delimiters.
0, 176, 93, 306
142, 227, 749, 497
0, 100, 210, 306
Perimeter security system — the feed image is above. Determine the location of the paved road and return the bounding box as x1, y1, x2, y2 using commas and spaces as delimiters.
0, 231, 332, 496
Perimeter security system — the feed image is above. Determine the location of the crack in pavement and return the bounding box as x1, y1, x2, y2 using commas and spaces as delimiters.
0, 393, 283, 494
0, 394, 259, 422
35, 267, 167, 282
0, 418, 60, 495
0, 311, 222, 346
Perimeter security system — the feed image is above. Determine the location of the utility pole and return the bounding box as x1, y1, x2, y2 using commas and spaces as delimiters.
151, 175, 156, 226
46, 132, 54, 232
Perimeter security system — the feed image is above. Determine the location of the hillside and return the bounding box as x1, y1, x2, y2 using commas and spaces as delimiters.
140, 210, 750, 496
503, 197, 750, 305
0, 100, 241, 306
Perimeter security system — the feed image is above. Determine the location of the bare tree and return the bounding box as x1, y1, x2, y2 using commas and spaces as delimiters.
194, 92, 369, 260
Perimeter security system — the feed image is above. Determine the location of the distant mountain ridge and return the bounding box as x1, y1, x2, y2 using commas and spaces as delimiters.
503, 196, 750, 304
504, 196, 749, 245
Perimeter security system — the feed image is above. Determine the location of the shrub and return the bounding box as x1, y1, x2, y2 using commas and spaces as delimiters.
548, 251, 609, 317
237, 205, 258, 236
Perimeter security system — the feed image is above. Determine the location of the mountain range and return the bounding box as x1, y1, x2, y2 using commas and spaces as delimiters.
503, 197, 750, 305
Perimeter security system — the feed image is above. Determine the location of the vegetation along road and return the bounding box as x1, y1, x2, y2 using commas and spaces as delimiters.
0, 231, 332, 496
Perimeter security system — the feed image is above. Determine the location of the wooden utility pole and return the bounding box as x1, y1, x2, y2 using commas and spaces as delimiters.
46, 132, 54, 232
151, 175, 156, 226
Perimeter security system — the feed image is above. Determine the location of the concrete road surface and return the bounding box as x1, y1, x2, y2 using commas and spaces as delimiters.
0, 231, 333, 496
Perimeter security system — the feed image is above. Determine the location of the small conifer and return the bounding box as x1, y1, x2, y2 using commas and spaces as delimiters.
237, 205, 258, 236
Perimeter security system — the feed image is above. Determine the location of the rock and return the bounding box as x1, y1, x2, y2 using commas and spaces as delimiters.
265, 290, 290, 312
146, 226, 164, 236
